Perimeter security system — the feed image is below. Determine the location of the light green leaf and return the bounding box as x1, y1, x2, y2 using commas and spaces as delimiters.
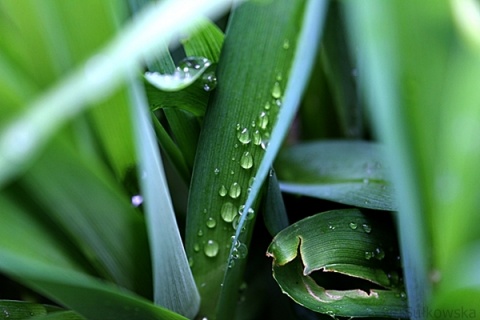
0, 0, 235, 186
275, 140, 395, 210
129, 76, 199, 318
267, 209, 408, 318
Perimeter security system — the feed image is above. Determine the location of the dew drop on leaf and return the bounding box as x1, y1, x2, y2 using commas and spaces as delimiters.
271, 82, 282, 99
229, 182, 242, 199
206, 217, 217, 229
362, 223, 372, 233
237, 127, 251, 144
204, 240, 219, 258
240, 151, 253, 169
219, 185, 228, 197
221, 202, 237, 223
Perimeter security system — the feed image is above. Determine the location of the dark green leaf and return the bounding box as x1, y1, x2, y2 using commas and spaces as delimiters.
275, 140, 395, 210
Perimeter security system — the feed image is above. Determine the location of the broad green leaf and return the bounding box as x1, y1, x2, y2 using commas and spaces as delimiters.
275, 140, 395, 210
19, 140, 152, 298
129, 76, 199, 318
185, 1, 325, 318
267, 209, 408, 318
0, 0, 235, 186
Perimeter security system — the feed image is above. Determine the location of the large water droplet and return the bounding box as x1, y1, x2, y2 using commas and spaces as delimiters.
221, 202, 237, 222
206, 217, 217, 229
257, 111, 269, 129
362, 223, 372, 233
240, 152, 253, 169
202, 71, 217, 91
204, 240, 219, 257
229, 182, 242, 199
219, 185, 227, 197
271, 82, 282, 99
237, 127, 251, 144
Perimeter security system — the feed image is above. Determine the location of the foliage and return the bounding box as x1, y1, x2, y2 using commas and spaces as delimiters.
1, 0, 480, 319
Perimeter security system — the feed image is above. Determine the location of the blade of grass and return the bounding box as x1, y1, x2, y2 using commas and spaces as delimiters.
129, 74, 200, 318
0, 0, 236, 186
185, 1, 326, 318
343, 2, 431, 317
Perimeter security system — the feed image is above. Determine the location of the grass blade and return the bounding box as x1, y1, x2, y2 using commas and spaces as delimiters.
0, 0, 235, 186
129, 75, 199, 318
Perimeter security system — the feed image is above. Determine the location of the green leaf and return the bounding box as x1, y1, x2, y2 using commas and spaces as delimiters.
0, 0, 234, 186
181, 18, 225, 62
267, 209, 408, 318
0, 300, 48, 319
262, 170, 289, 237
19, 140, 152, 297
0, 253, 187, 320
129, 76, 200, 318
275, 140, 396, 210
185, 1, 325, 318
31, 311, 86, 320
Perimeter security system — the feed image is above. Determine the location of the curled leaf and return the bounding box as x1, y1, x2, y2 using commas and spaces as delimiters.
267, 209, 409, 318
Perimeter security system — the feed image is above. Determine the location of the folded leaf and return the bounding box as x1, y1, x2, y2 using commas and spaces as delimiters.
267, 209, 408, 318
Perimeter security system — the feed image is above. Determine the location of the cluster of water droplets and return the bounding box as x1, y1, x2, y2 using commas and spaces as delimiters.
144, 56, 217, 92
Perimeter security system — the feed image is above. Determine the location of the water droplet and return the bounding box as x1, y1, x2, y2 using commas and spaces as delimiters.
251, 120, 256, 128
228, 259, 236, 269
328, 224, 335, 230
204, 240, 219, 257
257, 111, 269, 129
214, 168, 220, 175
230, 170, 235, 175
374, 247, 385, 260
229, 182, 242, 199
276, 73, 282, 81
194, 243, 200, 252
283, 39, 290, 49
264, 101, 271, 110
188, 257, 194, 267
232, 242, 248, 259
219, 185, 228, 197
197, 229, 203, 237
206, 217, 217, 229
362, 223, 372, 233
252, 130, 262, 145
221, 202, 237, 222
271, 82, 282, 99
349, 222, 357, 230
240, 151, 253, 169
400, 292, 407, 299
202, 71, 217, 91
237, 127, 251, 144
239, 205, 255, 220
178, 56, 210, 71
131, 195, 143, 207
387, 271, 399, 286
249, 177, 256, 186
365, 251, 373, 260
